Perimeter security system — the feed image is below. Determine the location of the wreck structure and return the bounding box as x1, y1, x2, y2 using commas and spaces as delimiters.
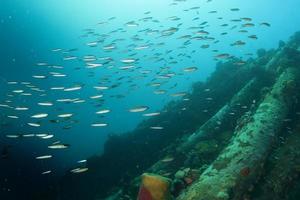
57, 32, 300, 200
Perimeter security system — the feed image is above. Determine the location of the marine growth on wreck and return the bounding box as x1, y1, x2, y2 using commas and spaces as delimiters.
1, 0, 300, 200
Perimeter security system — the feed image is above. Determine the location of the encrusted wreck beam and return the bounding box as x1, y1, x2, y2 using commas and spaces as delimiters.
180, 41, 296, 154
146, 75, 264, 178
252, 119, 300, 200
177, 67, 299, 200
179, 77, 260, 153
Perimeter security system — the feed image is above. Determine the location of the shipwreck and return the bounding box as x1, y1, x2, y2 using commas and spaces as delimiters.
55, 32, 300, 200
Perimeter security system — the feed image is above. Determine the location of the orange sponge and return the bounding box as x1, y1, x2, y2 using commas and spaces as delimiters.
137, 173, 172, 200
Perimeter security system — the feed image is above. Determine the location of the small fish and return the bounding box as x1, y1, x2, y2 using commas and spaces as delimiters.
32, 75, 47, 79
63, 56, 77, 61
6, 134, 20, 138
230, 8, 240, 11
154, 90, 166, 95
23, 134, 35, 138
7, 81, 18, 84
161, 27, 179, 36
96, 109, 111, 114
52, 73, 66, 77
86, 63, 103, 69
36, 155, 52, 160
129, 106, 149, 113
41, 170, 52, 175
231, 40, 246, 46
135, 45, 149, 50
36, 134, 48, 137
86, 41, 98, 47
150, 83, 161, 87
242, 23, 255, 27
31, 113, 48, 119
51, 87, 65, 90
91, 123, 108, 127
235, 61, 246, 66
90, 95, 103, 99
215, 53, 230, 59
48, 144, 70, 149
64, 86, 82, 92
94, 86, 109, 90
201, 44, 210, 48
0, 104, 11, 108
143, 112, 161, 117
103, 45, 116, 50
125, 21, 139, 27
7, 115, 19, 119
58, 114, 73, 118
260, 22, 271, 27
189, 6, 200, 10
120, 58, 136, 63
161, 157, 174, 162
183, 67, 198, 72
241, 17, 252, 21
196, 30, 209, 35
74, 100, 85, 104
248, 35, 258, 40
41, 135, 54, 139
38, 102, 53, 106
71, 167, 88, 173
150, 126, 164, 130
15, 107, 29, 111
28, 123, 41, 127
119, 65, 135, 70
171, 92, 187, 97
12, 90, 24, 93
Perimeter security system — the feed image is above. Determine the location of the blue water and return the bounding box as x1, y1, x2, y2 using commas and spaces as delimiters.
1, 0, 300, 199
